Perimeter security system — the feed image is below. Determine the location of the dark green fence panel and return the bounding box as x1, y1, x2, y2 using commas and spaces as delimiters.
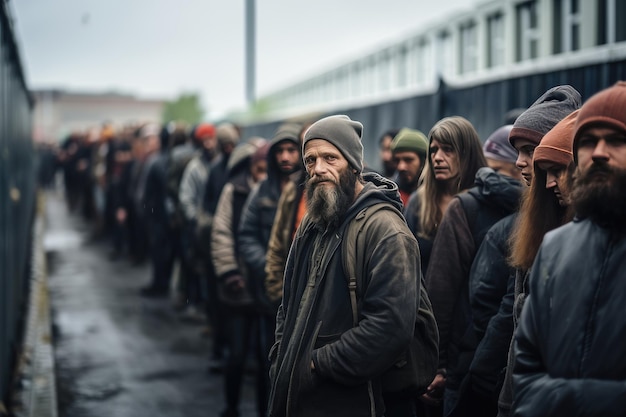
0, 2, 34, 408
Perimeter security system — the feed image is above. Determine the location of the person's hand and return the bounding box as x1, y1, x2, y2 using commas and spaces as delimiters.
421, 372, 446, 406
116, 208, 127, 223
224, 274, 245, 293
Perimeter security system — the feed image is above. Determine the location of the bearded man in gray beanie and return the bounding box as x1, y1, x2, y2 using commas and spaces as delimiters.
267, 115, 420, 417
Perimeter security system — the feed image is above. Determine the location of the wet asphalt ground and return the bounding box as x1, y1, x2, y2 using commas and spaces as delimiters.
43, 190, 257, 417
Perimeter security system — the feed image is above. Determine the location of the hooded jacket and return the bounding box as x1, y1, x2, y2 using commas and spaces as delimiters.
425, 167, 522, 390
238, 129, 301, 312
268, 173, 419, 417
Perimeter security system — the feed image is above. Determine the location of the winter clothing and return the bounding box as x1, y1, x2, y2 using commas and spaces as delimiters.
573, 81, 626, 160
195, 122, 216, 139
179, 150, 212, 223
268, 173, 419, 417
513, 220, 626, 416
403, 191, 434, 277
216, 123, 240, 148
509, 85, 581, 147
265, 172, 306, 305
483, 125, 516, 163
139, 123, 161, 138
303, 115, 364, 173
425, 167, 522, 414
467, 214, 517, 403
533, 110, 578, 168
391, 128, 428, 160
238, 125, 301, 313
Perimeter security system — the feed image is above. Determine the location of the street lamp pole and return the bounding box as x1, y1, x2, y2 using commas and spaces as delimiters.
245, 0, 256, 105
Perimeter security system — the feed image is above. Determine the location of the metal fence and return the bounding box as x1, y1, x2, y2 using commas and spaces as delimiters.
0, 1, 35, 408
241, 60, 626, 173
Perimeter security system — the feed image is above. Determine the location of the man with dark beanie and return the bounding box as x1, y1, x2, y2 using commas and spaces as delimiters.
512, 81, 626, 416
267, 115, 420, 417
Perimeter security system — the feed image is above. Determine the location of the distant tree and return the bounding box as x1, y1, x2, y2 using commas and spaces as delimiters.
162, 93, 205, 124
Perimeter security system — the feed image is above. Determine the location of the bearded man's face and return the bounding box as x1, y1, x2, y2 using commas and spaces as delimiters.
303, 139, 358, 230
572, 126, 626, 231
305, 164, 357, 231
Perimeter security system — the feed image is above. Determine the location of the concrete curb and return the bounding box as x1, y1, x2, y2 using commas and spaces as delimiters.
11, 193, 57, 417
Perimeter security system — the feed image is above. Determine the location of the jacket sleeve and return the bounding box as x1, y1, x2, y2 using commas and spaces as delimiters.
425, 198, 475, 369
469, 222, 513, 338
265, 182, 295, 304
238, 185, 270, 280
312, 212, 419, 384
513, 248, 626, 417
211, 183, 239, 278
179, 158, 206, 223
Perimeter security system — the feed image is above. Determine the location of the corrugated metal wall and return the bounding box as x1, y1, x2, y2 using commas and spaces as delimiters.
242, 60, 626, 172
0, 1, 35, 407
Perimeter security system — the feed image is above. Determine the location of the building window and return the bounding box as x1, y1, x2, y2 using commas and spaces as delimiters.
379, 52, 392, 93
487, 12, 505, 68
437, 30, 453, 78
554, 0, 581, 53
417, 39, 431, 85
396, 46, 408, 89
516, 1, 539, 61
597, 0, 626, 45
460, 21, 478, 74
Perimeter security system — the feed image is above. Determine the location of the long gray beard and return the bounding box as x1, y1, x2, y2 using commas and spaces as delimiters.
305, 169, 357, 231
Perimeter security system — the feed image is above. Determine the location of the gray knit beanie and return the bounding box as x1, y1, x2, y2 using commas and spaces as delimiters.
509, 85, 582, 147
303, 115, 364, 173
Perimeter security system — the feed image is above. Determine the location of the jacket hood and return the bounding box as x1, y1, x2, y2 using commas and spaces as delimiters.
468, 167, 523, 213
267, 123, 302, 181
347, 172, 404, 218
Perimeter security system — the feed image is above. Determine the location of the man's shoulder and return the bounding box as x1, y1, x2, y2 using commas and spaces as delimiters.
353, 201, 414, 243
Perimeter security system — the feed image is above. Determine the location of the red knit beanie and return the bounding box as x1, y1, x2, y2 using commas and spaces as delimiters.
573, 81, 626, 159
533, 109, 578, 168
194, 123, 216, 139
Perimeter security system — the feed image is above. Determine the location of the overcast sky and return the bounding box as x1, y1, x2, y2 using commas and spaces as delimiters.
10, 0, 476, 119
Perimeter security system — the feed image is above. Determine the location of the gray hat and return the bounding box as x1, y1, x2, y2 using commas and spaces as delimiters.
483, 125, 517, 163
509, 85, 581, 147
270, 123, 301, 147
303, 115, 364, 173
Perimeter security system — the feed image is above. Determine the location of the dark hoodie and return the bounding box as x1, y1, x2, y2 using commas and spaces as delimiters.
268, 173, 419, 417
238, 125, 301, 311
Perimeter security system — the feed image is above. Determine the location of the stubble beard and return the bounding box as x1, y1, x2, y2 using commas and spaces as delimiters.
571, 162, 626, 233
305, 168, 357, 231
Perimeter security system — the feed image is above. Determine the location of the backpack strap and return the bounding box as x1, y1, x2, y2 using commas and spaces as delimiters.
456, 191, 509, 249
342, 202, 405, 326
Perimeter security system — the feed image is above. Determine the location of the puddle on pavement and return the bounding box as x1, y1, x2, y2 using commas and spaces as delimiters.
43, 230, 83, 251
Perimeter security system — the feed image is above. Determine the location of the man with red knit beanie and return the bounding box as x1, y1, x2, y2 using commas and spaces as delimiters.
512, 81, 626, 417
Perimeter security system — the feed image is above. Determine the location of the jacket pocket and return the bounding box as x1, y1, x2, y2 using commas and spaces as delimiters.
299, 321, 323, 393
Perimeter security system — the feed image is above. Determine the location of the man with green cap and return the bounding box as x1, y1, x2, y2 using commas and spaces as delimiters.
391, 128, 429, 206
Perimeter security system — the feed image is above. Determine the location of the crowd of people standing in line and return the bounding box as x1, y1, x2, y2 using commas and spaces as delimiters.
35, 80, 626, 417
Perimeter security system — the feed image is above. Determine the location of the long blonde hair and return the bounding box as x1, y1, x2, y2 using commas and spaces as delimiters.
418, 116, 487, 238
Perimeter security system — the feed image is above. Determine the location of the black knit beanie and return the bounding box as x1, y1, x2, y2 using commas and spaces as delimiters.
303, 115, 364, 173
509, 85, 582, 147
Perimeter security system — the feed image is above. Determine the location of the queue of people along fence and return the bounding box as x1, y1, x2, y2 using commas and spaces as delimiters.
35, 81, 626, 417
